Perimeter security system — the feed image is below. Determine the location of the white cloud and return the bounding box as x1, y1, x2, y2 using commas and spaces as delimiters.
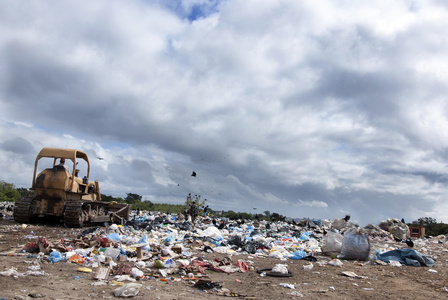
295, 199, 329, 208
0, 0, 448, 226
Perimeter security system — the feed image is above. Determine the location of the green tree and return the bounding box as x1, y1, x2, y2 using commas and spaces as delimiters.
101, 194, 117, 202
17, 187, 32, 198
271, 212, 286, 221
125, 193, 142, 204
415, 217, 437, 226
0, 180, 21, 202
132, 200, 153, 211
264, 210, 271, 219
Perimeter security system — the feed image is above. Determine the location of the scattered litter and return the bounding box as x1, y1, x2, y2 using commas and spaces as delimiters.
28, 293, 45, 298
327, 259, 343, 267
279, 283, 295, 289
291, 290, 304, 297
341, 271, 368, 279
77, 267, 93, 273
389, 261, 402, 267
113, 283, 142, 297
91, 281, 107, 286
114, 275, 137, 282
4, 207, 446, 298
272, 264, 289, 275
303, 263, 313, 271
68, 253, 85, 264
194, 279, 222, 290
0, 267, 19, 276
0, 267, 49, 277
94, 266, 110, 280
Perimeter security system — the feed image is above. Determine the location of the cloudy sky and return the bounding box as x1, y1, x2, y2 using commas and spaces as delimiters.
1, 0, 448, 226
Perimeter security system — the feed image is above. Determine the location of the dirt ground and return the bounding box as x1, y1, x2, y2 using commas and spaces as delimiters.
1, 218, 448, 300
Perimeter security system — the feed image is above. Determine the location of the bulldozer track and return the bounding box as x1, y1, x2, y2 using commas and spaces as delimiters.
64, 200, 84, 228
13, 196, 35, 224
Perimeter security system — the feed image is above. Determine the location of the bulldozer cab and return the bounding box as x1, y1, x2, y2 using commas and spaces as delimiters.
31, 147, 99, 201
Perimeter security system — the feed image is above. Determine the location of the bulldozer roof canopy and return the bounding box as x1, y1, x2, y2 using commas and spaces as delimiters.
36, 147, 90, 163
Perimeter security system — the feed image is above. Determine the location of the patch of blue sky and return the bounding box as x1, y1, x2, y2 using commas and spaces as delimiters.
331, 143, 364, 157
156, 0, 223, 22
332, 144, 349, 152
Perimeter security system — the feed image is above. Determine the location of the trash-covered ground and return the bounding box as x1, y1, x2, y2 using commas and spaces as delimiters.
1, 210, 448, 299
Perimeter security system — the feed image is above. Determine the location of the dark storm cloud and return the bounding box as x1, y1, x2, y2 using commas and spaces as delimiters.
0, 137, 35, 155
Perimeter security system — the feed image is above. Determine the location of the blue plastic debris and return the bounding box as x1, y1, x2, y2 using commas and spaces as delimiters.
289, 250, 307, 260
48, 251, 63, 263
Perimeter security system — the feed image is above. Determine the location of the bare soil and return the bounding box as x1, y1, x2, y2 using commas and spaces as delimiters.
1, 219, 447, 300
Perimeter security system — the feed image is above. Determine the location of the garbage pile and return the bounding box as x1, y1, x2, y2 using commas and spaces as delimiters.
0, 201, 14, 220
1, 211, 439, 297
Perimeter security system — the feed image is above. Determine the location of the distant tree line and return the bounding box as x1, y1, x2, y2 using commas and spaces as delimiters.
3, 180, 448, 233
408, 217, 448, 237
101, 192, 154, 211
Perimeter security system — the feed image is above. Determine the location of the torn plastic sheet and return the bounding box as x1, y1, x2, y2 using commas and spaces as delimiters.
375, 249, 435, 267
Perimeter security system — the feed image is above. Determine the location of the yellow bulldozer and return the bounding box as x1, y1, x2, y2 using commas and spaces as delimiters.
14, 147, 131, 227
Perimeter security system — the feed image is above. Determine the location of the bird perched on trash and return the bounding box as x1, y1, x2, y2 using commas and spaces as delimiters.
191, 171, 196, 177
406, 238, 414, 248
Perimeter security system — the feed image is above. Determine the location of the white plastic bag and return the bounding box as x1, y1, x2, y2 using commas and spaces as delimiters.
269, 251, 284, 259
272, 264, 288, 275
321, 231, 343, 255
114, 283, 142, 297
327, 259, 343, 266
163, 258, 176, 268
131, 267, 144, 277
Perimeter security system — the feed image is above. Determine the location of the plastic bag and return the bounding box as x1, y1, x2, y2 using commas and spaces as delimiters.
113, 283, 142, 297
338, 230, 370, 261
131, 267, 144, 277
321, 231, 343, 255
107, 233, 121, 241
0, 267, 19, 276
299, 232, 310, 241
48, 251, 63, 263
389, 224, 409, 240
201, 227, 223, 240
228, 235, 246, 247
163, 258, 176, 268
327, 259, 343, 266
269, 251, 284, 259
272, 264, 288, 275
104, 248, 121, 260
289, 250, 306, 260
137, 234, 150, 250
68, 253, 85, 264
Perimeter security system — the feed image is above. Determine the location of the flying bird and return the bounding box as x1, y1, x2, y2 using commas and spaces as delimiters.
97, 157, 104, 160
191, 171, 196, 177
